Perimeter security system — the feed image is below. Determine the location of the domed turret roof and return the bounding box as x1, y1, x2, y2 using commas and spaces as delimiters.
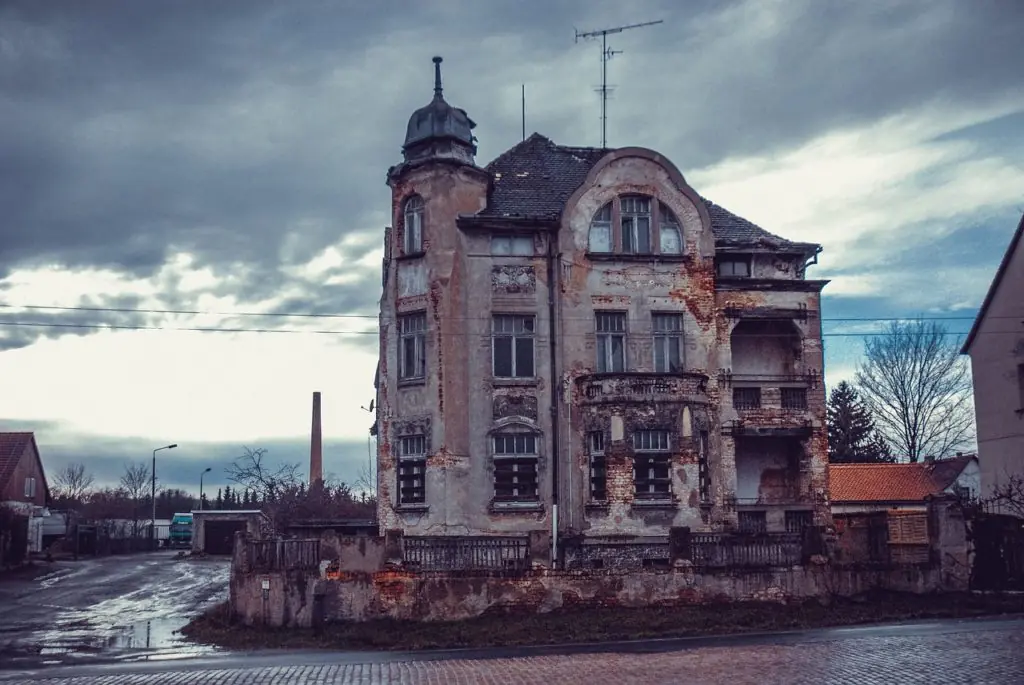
402, 57, 476, 157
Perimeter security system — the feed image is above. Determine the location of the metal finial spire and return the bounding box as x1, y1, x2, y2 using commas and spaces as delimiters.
432, 56, 443, 98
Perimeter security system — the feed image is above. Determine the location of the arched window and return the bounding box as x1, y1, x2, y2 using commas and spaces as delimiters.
659, 202, 682, 254
403, 195, 424, 254
588, 202, 612, 252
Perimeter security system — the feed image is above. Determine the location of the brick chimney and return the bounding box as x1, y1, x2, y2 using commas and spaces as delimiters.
310, 391, 323, 485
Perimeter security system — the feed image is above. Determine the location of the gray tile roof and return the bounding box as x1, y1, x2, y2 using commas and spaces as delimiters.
479, 133, 814, 250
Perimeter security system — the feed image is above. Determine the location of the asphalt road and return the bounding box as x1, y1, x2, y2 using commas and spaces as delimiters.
0, 551, 229, 665
0, 616, 1021, 683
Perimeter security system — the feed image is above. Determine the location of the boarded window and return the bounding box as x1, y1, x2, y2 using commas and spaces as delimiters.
632, 429, 670, 499
887, 512, 929, 544
493, 433, 539, 502
588, 431, 606, 501
398, 435, 426, 505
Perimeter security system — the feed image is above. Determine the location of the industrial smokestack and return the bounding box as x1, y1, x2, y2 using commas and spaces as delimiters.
310, 391, 323, 486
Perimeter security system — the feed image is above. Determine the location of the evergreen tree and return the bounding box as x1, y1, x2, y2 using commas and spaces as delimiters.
223, 485, 234, 509
827, 381, 895, 463
214, 488, 224, 510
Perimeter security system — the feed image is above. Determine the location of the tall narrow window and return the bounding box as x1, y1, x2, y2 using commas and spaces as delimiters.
398, 435, 426, 505
403, 195, 424, 254
596, 311, 627, 372
493, 433, 539, 502
659, 203, 682, 254
652, 313, 684, 373
492, 315, 535, 378
621, 196, 652, 254
698, 430, 710, 503
632, 429, 671, 499
588, 431, 607, 501
398, 312, 426, 380
588, 203, 612, 253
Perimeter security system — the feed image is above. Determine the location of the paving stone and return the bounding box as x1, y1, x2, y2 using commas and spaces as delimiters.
6, 623, 1023, 684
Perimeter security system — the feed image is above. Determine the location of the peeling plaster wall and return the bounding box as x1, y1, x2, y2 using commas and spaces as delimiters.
233, 564, 949, 627
377, 147, 831, 540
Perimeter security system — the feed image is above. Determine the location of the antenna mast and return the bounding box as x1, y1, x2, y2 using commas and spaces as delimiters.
575, 19, 663, 148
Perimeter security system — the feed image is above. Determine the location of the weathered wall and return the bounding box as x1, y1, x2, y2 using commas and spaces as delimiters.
964, 219, 1024, 502
233, 564, 951, 627
1, 439, 47, 506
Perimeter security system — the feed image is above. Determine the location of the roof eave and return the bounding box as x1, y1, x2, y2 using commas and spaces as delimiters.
961, 212, 1024, 355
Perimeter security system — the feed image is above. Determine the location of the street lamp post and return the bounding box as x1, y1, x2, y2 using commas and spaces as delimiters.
151, 443, 178, 547
199, 467, 212, 510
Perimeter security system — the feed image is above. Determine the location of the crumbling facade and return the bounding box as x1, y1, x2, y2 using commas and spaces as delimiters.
375, 57, 831, 553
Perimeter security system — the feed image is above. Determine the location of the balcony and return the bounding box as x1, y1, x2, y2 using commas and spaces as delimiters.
575, 371, 709, 406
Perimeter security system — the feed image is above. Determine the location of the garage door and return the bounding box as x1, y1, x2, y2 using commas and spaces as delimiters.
204, 520, 247, 555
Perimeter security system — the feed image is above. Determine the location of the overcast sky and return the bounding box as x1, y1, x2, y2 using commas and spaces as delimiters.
1, 0, 1022, 493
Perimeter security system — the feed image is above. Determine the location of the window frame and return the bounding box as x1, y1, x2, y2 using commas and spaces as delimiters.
398, 312, 427, 380
587, 431, 607, 502
24, 476, 35, 499
402, 195, 424, 255
652, 312, 685, 373
588, 203, 613, 253
491, 234, 534, 256
595, 311, 627, 373
631, 429, 672, 500
492, 431, 540, 503
491, 314, 536, 379
717, 256, 752, 278
620, 195, 652, 255
658, 202, 682, 255
397, 435, 427, 506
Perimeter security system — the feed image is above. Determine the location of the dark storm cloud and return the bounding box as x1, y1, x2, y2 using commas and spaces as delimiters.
1, 0, 1021, 347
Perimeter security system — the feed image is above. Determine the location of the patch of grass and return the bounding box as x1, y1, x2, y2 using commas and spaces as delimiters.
181, 591, 1024, 652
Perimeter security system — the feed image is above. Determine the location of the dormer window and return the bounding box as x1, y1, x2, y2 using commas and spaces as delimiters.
492, 235, 534, 256
717, 255, 751, 278
587, 195, 684, 257
403, 195, 424, 255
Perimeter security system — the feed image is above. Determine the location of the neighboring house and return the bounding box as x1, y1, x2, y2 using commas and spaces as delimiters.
374, 57, 831, 548
830, 454, 980, 515
0, 431, 53, 554
0, 432, 50, 509
961, 212, 1024, 503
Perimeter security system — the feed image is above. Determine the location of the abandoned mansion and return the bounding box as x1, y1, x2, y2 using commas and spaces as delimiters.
373, 58, 831, 550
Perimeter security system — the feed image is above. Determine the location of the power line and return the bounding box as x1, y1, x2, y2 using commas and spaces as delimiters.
0, 319, 1003, 338
1, 302, 1015, 323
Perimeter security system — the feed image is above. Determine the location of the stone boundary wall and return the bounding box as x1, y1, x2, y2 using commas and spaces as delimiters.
232, 562, 949, 628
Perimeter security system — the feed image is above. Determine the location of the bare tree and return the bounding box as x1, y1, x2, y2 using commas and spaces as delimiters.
988, 475, 1024, 519
226, 446, 300, 501
52, 463, 95, 503
855, 320, 975, 462
121, 462, 152, 537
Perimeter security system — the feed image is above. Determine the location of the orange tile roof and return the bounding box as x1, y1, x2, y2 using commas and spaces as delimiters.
829, 463, 942, 503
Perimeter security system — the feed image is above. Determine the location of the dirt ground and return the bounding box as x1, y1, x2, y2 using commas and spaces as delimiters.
182, 590, 1024, 652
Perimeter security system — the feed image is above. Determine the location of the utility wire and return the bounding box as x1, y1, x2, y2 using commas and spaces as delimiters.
0, 302, 1016, 323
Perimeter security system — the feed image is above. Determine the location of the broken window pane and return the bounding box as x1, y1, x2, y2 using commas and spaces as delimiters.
621, 195, 652, 254
588, 431, 606, 501
398, 435, 426, 505
493, 432, 539, 502
653, 313, 684, 373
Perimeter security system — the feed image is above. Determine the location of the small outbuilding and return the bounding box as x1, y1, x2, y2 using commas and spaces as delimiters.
191, 509, 270, 555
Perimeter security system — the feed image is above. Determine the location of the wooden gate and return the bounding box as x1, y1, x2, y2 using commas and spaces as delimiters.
972, 513, 1024, 591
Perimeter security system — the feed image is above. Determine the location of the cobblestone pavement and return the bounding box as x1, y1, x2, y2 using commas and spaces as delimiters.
2, 618, 1022, 684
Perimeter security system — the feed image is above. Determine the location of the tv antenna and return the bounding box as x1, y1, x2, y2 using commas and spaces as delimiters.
574, 19, 663, 148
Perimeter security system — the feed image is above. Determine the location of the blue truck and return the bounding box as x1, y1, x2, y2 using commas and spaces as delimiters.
168, 512, 194, 548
